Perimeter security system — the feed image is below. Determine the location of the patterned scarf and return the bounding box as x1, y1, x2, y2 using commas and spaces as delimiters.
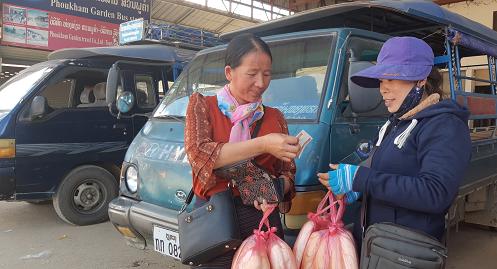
217, 84, 264, 142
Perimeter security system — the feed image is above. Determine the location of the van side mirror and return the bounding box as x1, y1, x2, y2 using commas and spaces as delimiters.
348, 61, 383, 113
116, 91, 135, 113
30, 96, 50, 119
106, 63, 119, 105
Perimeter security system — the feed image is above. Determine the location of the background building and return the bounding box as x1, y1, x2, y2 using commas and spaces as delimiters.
1, 0, 494, 87
0, 0, 153, 84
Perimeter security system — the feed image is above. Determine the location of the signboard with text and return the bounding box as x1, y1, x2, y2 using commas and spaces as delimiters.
119, 18, 145, 44
1, 0, 151, 51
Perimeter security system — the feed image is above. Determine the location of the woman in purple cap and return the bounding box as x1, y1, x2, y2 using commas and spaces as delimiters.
318, 36, 472, 242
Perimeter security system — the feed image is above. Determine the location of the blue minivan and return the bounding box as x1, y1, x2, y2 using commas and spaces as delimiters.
108, 0, 497, 264
0, 44, 192, 225
107, 22, 388, 261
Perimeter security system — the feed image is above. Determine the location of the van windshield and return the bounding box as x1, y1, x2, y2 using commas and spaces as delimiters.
0, 64, 54, 111
154, 34, 335, 120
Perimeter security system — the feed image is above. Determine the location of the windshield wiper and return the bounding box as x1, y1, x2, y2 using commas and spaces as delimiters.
153, 114, 185, 122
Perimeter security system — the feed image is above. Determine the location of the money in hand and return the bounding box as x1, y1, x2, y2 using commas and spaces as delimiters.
296, 130, 312, 158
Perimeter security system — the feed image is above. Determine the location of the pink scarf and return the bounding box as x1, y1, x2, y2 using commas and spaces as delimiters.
216, 85, 264, 142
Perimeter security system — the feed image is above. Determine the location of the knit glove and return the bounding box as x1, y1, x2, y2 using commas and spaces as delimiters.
343, 191, 361, 204
328, 164, 360, 203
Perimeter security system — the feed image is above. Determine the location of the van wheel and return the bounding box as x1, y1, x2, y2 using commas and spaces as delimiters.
53, 165, 118, 225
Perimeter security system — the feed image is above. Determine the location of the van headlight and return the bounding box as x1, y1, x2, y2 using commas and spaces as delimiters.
125, 166, 138, 193
0, 139, 15, 158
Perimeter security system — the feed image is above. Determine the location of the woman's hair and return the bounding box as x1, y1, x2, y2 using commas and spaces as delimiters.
425, 67, 444, 99
225, 33, 272, 68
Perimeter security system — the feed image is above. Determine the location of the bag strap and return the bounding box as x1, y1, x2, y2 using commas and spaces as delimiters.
251, 105, 265, 139
180, 106, 266, 213
257, 204, 276, 232
360, 146, 377, 238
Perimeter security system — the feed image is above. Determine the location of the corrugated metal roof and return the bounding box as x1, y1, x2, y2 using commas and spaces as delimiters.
261, 0, 353, 12
151, 0, 260, 34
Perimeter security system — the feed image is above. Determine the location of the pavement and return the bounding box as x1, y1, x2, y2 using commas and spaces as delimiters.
0, 201, 496, 269
0, 201, 186, 269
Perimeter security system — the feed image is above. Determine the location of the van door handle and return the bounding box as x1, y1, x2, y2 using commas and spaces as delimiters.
113, 123, 127, 130
113, 123, 128, 135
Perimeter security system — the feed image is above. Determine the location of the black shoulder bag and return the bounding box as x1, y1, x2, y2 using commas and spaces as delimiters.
177, 116, 265, 266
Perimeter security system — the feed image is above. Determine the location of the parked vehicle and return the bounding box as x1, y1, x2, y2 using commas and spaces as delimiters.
0, 44, 195, 225
107, 0, 497, 262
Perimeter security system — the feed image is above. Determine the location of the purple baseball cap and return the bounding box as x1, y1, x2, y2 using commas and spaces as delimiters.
350, 36, 434, 88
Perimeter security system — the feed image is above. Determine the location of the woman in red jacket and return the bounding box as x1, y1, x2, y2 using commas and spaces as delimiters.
184, 33, 300, 268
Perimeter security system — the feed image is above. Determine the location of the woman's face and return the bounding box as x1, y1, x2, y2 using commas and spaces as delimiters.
225, 50, 272, 105
379, 79, 417, 113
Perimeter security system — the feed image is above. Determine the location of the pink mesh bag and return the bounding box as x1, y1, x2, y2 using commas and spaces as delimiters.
232, 206, 297, 269
298, 192, 359, 269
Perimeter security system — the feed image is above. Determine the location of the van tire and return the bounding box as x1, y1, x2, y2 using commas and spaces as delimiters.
53, 165, 118, 225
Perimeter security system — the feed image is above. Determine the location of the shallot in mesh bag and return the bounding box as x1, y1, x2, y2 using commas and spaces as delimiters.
232, 206, 297, 269
293, 192, 336, 267
300, 194, 358, 269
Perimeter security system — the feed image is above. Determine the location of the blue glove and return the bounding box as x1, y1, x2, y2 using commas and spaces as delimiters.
328, 163, 359, 195
344, 191, 361, 204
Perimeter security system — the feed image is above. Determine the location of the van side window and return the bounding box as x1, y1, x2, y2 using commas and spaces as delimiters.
39, 68, 108, 110
41, 79, 74, 109
73, 70, 108, 108
337, 37, 388, 121
135, 74, 157, 109
154, 34, 335, 120
263, 36, 334, 120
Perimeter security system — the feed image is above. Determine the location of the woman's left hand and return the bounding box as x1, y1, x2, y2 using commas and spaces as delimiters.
318, 168, 345, 200
317, 164, 338, 190
318, 163, 360, 201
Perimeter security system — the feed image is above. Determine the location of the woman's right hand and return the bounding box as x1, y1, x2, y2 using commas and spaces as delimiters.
261, 133, 300, 162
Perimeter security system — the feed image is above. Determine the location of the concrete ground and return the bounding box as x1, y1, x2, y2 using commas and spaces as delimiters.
445, 223, 497, 269
0, 201, 186, 269
0, 201, 496, 269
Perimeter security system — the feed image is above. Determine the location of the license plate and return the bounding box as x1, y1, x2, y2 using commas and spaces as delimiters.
153, 226, 181, 260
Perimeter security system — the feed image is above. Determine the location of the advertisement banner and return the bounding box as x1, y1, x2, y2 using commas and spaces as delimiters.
3, 0, 151, 25
1, 0, 151, 51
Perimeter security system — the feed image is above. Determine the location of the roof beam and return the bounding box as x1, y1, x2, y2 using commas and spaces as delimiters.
215, 18, 236, 33
175, 8, 196, 24
259, 0, 294, 11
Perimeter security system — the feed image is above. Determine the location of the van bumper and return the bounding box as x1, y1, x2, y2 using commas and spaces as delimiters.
108, 196, 179, 251
109, 196, 301, 251
0, 166, 15, 200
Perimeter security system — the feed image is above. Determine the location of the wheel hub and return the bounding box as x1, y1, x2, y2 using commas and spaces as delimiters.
74, 182, 101, 211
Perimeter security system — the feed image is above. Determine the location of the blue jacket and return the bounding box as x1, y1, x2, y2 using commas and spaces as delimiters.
353, 99, 472, 240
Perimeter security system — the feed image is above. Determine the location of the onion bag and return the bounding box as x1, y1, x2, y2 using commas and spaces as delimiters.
293, 192, 335, 267
231, 231, 270, 269
300, 193, 358, 269
232, 206, 297, 269
267, 228, 298, 269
